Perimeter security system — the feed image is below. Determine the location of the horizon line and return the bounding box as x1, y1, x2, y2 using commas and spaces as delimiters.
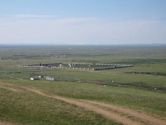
0, 43, 166, 46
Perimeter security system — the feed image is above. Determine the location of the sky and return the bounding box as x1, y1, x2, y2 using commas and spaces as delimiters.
0, 0, 166, 45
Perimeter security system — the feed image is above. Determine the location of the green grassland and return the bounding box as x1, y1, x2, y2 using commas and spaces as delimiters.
4, 79, 166, 116
0, 87, 118, 125
0, 45, 166, 124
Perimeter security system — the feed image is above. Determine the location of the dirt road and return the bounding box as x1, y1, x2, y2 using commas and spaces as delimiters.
0, 82, 166, 125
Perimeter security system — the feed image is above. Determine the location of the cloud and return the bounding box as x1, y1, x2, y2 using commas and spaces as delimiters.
0, 15, 165, 45
12, 14, 58, 18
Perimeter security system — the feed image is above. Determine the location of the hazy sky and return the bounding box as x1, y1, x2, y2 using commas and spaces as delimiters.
0, 0, 166, 45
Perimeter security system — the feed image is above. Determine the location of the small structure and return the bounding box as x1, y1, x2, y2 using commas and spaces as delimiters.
45, 76, 55, 81
30, 77, 35, 80
30, 76, 42, 81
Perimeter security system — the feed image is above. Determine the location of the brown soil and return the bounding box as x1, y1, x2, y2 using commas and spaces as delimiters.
0, 82, 166, 125
0, 121, 19, 125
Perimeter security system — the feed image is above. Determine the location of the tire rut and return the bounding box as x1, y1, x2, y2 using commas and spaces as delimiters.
85, 101, 166, 125
0, 121, 19, 125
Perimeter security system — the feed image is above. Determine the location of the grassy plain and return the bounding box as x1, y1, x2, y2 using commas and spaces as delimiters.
0, 45, 166, 125
0, 87, 117, 125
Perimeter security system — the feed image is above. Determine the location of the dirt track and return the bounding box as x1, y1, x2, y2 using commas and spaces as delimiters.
0, 121, 19, 125
0, 82, 166, 125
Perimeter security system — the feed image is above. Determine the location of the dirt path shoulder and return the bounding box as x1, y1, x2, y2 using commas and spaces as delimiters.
0, 121, 19, 125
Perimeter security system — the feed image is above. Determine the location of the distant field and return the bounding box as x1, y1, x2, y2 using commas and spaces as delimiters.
0, 45, 166, 125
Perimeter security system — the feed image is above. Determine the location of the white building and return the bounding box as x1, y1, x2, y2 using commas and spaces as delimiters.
45, 76, 55, 81
30, 77, 34, 80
